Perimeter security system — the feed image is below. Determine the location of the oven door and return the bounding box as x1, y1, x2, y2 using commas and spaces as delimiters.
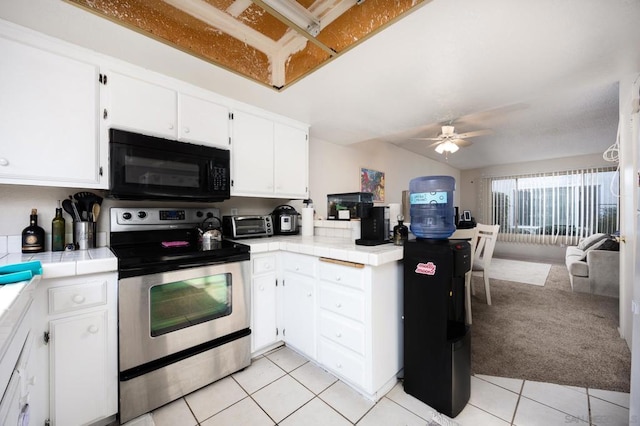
118, 261, 249, 372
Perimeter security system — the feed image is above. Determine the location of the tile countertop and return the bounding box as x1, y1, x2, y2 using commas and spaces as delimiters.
0, 247, 118, 279
236, 235, 404, 266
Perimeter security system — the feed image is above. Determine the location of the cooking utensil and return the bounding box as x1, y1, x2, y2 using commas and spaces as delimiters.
74, 192, 103, 221
92, 203, 101, 223
64, 197, 81, 222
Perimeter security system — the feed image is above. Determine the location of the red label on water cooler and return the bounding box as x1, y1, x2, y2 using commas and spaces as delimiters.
415, 262, 436, 276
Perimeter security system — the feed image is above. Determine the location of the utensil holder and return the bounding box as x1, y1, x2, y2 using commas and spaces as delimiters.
73, 221, 95, 250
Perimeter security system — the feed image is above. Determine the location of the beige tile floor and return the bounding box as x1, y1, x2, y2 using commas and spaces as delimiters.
123, 345, 630, 426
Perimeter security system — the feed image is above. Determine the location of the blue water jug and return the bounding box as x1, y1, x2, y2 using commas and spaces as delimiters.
409, 175, 456, 239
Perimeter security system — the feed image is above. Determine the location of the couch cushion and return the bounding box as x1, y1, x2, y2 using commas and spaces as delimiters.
568, 260, 589, 277
577, 233, 607, 250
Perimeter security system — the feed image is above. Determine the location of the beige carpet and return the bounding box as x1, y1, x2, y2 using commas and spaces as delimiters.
486, 258, 552, 286
470, 263, 631, 392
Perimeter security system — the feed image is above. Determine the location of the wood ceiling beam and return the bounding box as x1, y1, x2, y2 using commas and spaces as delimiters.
251, 0, 336, 57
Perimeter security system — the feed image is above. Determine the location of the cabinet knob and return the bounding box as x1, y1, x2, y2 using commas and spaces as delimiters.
88, 325, 99, 334
335, 276, 342, 281
0, 158, 8, 166
183, 127, 190, 133
336, 362, 342, 369
72, 294, 86, 304
336, 332, 342, 338
169, 123, 174, 130
306, 292, 312, 297
259, 285, 265, 291
295, 266, 300, 271
335, 302, 342, 308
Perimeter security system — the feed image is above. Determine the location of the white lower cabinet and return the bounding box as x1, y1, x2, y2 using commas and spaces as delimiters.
32, 273, 118, 426
281, 253, 317, 359
251, 254, 279, 353
249, 251, 402, 400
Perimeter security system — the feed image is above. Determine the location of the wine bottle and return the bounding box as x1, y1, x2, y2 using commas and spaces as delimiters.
52, 202, 65, 252
22, 208, 45, 253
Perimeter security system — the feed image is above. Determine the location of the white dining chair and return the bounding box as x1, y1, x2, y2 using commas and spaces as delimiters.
451, 227, 479, 324
471, 223, 500, 305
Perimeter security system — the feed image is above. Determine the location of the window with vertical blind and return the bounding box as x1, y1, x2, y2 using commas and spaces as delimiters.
479, 167, 618, 244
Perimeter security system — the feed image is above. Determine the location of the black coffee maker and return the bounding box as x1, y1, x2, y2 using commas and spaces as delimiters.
356, 206, 390, 246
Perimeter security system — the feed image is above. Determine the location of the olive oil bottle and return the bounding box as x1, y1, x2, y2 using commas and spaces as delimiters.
22, 208, 45, 253
52, 202, 65, 252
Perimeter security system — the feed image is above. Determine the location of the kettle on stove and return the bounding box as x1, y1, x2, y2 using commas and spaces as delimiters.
197, 215, 222, 250
271, 205, 300, 235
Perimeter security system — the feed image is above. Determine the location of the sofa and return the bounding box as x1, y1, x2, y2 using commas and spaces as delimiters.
565, 233, 620, 298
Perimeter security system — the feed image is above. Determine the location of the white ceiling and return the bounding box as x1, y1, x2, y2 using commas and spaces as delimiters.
275, 0, 640, 169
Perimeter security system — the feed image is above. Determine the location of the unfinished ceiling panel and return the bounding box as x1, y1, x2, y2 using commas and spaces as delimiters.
317, 0, 427, 53
65, 0, 429, 90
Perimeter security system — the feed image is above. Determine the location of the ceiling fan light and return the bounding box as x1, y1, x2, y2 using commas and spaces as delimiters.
435, 140, 459, 154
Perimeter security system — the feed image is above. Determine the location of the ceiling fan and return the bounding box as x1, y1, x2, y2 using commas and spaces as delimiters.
414, 125, 492, 154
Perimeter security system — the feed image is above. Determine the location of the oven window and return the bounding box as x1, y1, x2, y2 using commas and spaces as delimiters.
149, 273, 231, 337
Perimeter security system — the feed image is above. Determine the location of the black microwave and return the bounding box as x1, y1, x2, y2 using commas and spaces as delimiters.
108, 129, 230, 202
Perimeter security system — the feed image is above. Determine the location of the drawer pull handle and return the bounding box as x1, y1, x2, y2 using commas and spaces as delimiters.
72, 294, 86, 304
335, 302, 342, 308
336, 332, 342, 338
88, 325, 99, 334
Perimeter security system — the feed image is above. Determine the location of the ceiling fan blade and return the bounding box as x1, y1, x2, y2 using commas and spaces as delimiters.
456, 129, 492, 139
455, 138, 473, 147
427, 140, 444, 148
410, 137, 443, 141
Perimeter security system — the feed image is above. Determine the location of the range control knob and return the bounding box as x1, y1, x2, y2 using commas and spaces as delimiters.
196, 211, 204, 218
138, 211, 147, 219
122, 212, 132, 220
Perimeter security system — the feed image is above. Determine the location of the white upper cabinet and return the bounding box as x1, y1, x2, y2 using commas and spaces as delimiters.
231, 109, 309, 199
179, 93, 230, 148
106, 71, 230, 149
0, 32, 104, 188
107, 71, 178, 140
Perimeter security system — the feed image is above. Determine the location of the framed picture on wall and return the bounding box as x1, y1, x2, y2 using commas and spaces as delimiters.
360, 167, 385, 202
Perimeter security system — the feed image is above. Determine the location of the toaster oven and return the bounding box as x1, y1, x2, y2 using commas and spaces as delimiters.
222, 215, 273, 239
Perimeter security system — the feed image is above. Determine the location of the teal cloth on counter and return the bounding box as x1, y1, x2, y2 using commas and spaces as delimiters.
0, 260, 42, 284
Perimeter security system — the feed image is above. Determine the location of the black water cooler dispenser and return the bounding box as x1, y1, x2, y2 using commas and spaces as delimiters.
403, 238, 471, 418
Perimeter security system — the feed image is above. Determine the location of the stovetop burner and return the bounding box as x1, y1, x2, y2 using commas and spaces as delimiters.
110, 207, 250, 277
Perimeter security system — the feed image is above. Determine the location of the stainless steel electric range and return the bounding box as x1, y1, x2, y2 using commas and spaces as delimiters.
109, 207, 251, 423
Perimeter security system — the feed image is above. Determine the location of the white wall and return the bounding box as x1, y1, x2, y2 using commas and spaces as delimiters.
309, 138, 460, 220
459, 153, 616, 262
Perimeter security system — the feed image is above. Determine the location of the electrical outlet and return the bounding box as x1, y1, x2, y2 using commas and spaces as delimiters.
230, 208, 238, 216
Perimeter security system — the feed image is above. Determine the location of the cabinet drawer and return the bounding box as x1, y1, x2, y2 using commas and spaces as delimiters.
319, 283, 364, 322
282, 253, 316, 277
253, 255, 276, 275
318, 339, 365, 388
49, 280, 107, 315
319, 311, 364, 355
319, 262, 363, 290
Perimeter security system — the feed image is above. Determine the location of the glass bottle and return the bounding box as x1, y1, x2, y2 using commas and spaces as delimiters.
393, 214, 409, 245
52, 202, 66, 252
22, 208, 45, 253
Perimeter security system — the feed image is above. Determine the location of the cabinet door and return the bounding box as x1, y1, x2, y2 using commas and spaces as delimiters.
179, 93, 230, 148
231, 110, 275, 195
49, 310, 110, 426
282, 271, 316, 359
252, 274, 278, 352
0, 36, 102, 187
108, 71, 177, 139
274, 123, 309, 198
